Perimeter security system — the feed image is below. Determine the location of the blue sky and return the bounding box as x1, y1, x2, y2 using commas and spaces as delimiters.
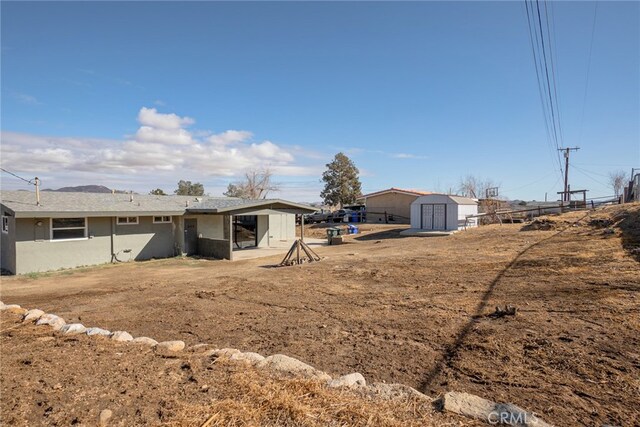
2, 1, 638, 202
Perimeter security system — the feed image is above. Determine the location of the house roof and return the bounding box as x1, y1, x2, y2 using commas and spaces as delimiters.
0, 191, 315, 218
361, 187, 431, 199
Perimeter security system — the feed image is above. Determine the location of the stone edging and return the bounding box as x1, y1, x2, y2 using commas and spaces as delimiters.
1, 301, 553, 426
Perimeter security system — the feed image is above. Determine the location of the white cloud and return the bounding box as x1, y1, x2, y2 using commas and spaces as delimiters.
137, 107, 194, 130
0, 107, 320, 192
208, 130, 253, 146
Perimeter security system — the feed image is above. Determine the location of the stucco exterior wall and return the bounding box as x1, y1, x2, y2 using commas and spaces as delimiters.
1, 207, 17, 274
14, 215, 178, 274
113, 216, 176, 261
365, 193, 418, 223
15, 217, 112, 274
257, 215, 269, 247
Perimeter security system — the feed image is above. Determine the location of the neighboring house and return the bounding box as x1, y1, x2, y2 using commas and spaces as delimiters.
360, 188, 431, 224
409, 194, 478, 231
0, 191, 315, 275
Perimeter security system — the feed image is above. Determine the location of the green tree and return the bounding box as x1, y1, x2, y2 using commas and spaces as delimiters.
149, 188, 167, 196
320, 152, 362, 207
174, 180, 204, 196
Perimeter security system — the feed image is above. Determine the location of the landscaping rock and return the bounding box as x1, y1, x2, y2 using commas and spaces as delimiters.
111, 331, 133, 342
205, 348, 241, 359
155, 340, 185, 352
256, 354, 331, 381
0, 301, 5, 309
36, 314, 66, 331
328, 372, 366, 388
441, 391, 551, 427
1, 303, 19, 311
99, 409, 113, 426
132, 337, 158, 346
3, 304, 27, 315
23, 309, 45, 322
189, 343, 214, 352
60, 323, 86, 335
86, 327, 112, 337
230, 351, 266, 364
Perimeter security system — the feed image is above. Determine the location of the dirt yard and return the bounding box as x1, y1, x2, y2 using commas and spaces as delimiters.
2, 204, 639, 426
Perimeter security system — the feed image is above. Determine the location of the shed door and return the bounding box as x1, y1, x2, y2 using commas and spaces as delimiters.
433, 204, 447, 230
421, 204, 433, 229
421, 204, 446, 230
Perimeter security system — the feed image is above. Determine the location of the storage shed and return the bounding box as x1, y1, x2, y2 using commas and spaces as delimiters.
409, 194, 478, 231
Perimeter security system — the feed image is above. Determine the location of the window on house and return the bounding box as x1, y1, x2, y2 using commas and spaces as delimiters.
51, 218, 87, 240
117, 216, 139, 225
153, 216, 172, 223
2, 216, 8, 234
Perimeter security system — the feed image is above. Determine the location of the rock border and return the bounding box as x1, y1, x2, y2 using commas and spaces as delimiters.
1, 301, 553, 426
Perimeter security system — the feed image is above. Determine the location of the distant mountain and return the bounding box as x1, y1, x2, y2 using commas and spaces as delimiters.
43, 185, 129, 193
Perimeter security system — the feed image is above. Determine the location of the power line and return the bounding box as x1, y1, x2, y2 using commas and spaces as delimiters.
572, 165, 609, 188
524, 0, 565, 179
0, 168, 36, 185
524, 0, 559, 178
578, 1, 598, 145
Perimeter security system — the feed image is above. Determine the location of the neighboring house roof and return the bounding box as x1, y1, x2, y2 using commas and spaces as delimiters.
0, 191, 315, 218
361, 188, 432, 199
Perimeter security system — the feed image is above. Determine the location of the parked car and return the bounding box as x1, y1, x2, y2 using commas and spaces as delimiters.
304, 210, 331, 223
329, 209, 355, 223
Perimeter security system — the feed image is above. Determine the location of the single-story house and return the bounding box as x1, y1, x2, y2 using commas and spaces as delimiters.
409, 194, 478, 231
359, 188, 431, 224
0, 191, 315, 275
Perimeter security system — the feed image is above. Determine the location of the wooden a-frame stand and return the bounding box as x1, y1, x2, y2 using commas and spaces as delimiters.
279, 215, 321, 266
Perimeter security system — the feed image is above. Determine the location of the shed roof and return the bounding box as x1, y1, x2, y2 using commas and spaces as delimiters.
413, 194, 478, 205
361, 187, 431, 199
0, 191, 315, 218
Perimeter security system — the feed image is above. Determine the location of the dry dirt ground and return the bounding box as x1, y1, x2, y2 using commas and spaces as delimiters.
1, 204, 639, 426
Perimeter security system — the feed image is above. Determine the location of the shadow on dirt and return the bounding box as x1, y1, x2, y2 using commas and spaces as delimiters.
617, 208, 640, 262
353, 229, 409, 241
418, 212, 591, 394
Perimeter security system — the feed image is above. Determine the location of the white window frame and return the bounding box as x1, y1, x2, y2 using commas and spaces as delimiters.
117, 216, 139, 225
50, 217, 88, 241
2, 216, 8, 234
153, 215, 172, 224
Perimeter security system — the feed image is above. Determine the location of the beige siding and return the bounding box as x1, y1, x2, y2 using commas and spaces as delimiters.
365, 193, 418, 224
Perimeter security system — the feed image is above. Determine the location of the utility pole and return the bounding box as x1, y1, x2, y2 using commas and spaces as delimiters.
558, 147, 579, 203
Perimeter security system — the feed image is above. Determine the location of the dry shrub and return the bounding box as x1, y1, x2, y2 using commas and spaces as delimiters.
168, 363, 440, 427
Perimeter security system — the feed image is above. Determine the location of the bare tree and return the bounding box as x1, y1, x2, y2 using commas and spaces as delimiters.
224, 168, 279, 199
458, 175, 498, 199
608, 170, 627, 197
